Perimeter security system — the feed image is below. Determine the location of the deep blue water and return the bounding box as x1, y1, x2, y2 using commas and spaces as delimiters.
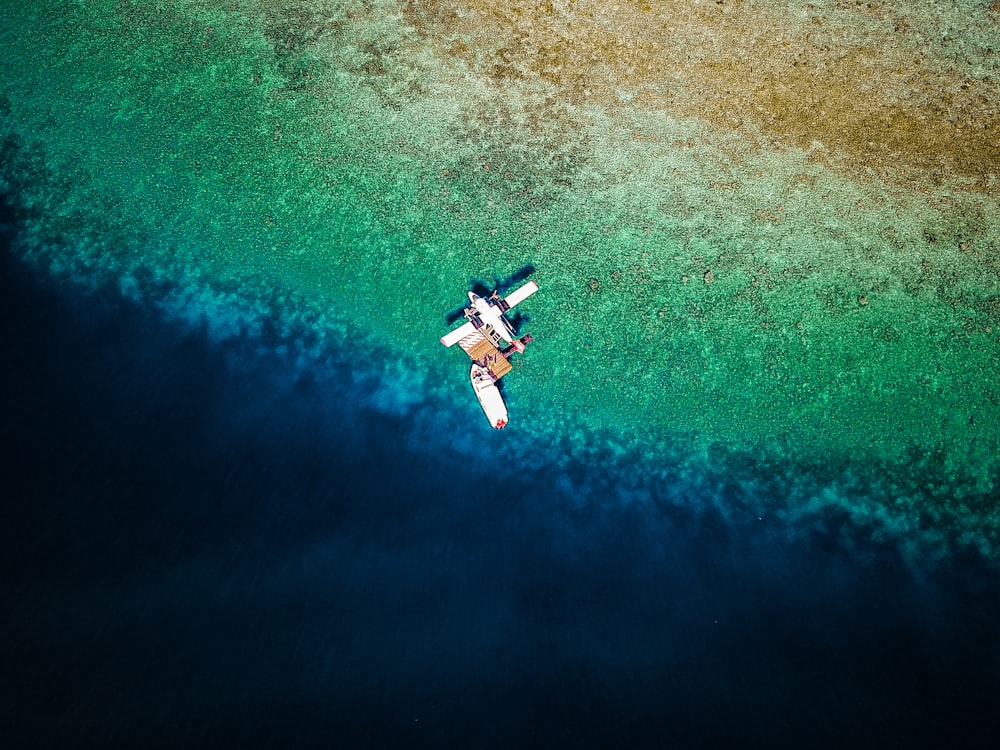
2, 209, 999, 748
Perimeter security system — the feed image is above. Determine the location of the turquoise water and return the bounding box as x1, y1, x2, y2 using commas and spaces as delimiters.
4, 3, 1000, 746
2, 0, 999, 562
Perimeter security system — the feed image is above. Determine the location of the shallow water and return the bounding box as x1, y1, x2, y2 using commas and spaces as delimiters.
2, 0, 1000, 746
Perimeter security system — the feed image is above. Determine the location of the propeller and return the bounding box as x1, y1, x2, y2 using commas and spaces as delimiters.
444, 303, 470, 324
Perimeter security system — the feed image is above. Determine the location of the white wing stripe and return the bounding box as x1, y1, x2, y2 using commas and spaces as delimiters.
502, 280, 538, 308
440, 320, 477, 347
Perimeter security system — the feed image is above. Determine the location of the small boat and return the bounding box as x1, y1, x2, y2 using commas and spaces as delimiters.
470, 362, 508, 429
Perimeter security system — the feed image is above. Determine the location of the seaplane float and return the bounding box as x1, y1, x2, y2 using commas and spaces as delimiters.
440, 279, 538, 429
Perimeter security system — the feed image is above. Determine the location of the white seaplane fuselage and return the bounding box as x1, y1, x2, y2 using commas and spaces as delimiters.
467, 292, 524, 352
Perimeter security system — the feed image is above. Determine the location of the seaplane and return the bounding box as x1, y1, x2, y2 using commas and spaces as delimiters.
440, 278, 538, 429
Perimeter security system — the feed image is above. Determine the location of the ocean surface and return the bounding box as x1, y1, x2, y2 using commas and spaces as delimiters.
2, 1, 1000, 747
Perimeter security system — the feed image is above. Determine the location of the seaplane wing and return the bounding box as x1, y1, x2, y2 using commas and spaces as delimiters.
502, 280, 538, 308
440, 320, 477, 348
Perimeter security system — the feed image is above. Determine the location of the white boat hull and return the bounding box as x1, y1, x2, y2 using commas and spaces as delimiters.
470, 363, 508, 429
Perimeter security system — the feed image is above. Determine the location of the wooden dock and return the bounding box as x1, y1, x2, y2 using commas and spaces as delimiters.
458, 326, 514, 380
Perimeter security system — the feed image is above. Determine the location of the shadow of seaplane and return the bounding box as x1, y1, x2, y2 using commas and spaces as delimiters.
440, 275, 538, 429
